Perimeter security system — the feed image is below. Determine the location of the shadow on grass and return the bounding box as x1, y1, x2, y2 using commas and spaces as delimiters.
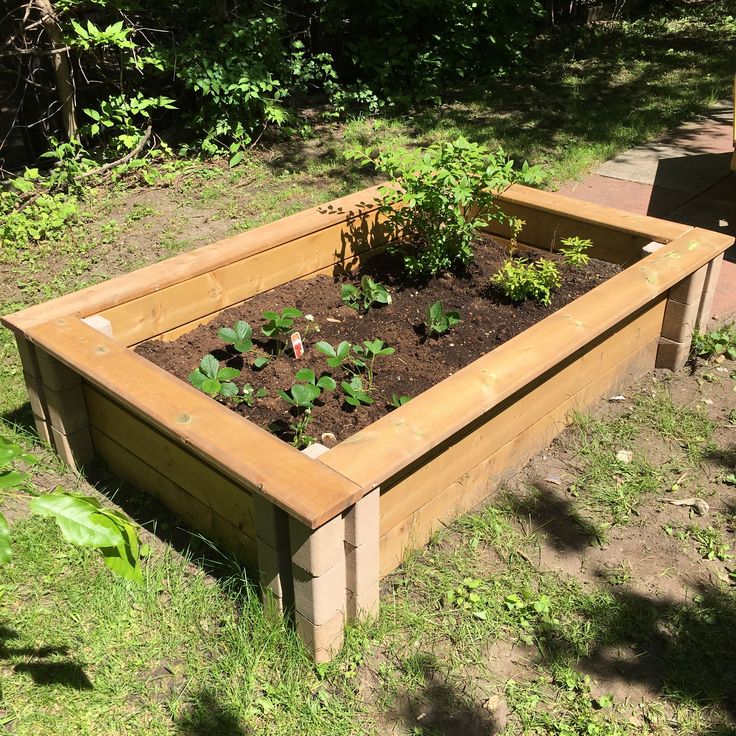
176, 689, 248, 736
0, 623, 93, 689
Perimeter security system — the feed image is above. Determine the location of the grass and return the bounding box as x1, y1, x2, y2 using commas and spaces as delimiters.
2, 2, 736, 733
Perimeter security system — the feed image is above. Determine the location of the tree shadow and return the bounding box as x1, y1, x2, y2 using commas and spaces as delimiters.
704, 445, 736, 470
175, 689, 249, 736
0, 623, 92, 689
390, 652, 504, 735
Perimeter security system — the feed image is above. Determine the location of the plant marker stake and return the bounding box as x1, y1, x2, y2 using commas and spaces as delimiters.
291, 331, 304, 359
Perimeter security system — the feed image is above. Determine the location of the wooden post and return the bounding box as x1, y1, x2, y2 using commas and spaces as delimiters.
656, 265, 707, 371
35, 348, 94, 469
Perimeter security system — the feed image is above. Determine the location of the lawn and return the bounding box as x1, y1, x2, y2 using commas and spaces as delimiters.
2, 3, 736, 734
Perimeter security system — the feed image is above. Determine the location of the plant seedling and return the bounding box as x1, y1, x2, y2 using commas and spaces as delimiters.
352, 339, 395, 389
278, 368, 335, 447
340, 276, 391, 312
236, 384, 268, 407
559, 236, 592, 269
341, 376, 373, 406
218, 320, 254, 353
389, 393, 412, 408
261, 307, 303, 356
315, 340, 352, 369
188, 354, 240, 398
491, 256, 561, 306
427, 300, 461, 336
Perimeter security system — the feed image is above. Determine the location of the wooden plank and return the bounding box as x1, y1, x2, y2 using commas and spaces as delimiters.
378, 338, 659, 577
91, 428, 257, 567
379, 299, 664, 536
100, 211, 390, 347
84, 384, 256, 536
26, 317, 363, 529
2, 184, 386, 336
320, 227, 733, 494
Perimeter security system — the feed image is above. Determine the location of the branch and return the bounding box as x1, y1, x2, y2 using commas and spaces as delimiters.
76, 124, 152, 180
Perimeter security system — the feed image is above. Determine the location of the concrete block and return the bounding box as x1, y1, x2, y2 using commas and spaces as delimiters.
45, 383, 89, 435
252, 494, 290, 549
295, 609, 345, 664
661, 298, 699, 345
642, 241, 665, 256
50, 425, 95, 469
15, 336, 40, 378
81, 314, 113, 338
301, 442, 328, 459
343, 488, 380, 547
32, 414, 52, 445
345, 541, 379, 621
290, 513, 344, 577
23, 371, 47, 420
292, 556, 346, 626
36, 350, 80, 391
696, 254, 724, 331
257, 539, 290, 600
669, 265, 707, 305
655, 336, 690, 372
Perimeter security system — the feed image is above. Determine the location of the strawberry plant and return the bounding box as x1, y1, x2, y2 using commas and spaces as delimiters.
262, 307, 303, 356
218, 320, 254, 353
315, 340, 352, 369
342, 376, 373, 407
237, 384, 268, 407
491, 256, 561, 306
352, 339, 395, 389
340, 276, 391, 312
559, 236, 592, 269
188, 354, 240, 398
278, 368, 336, 447
427, 300, 461, 336
389, 393, 412, 408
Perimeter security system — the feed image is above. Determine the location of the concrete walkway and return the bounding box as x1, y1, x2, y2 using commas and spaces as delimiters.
559, 101, 736, 324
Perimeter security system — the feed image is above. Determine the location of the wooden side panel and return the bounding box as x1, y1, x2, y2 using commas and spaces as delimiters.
84, 384, 256, 537
91, 428, 257, 566
379, 298, 665, 538
378, 336, 659, 577
99, 211, 388, 347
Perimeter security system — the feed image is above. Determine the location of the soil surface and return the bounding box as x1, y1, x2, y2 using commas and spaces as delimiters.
136, 237, 620, 445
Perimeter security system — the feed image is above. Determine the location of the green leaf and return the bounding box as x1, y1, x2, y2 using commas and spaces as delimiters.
29, 493, 121, 548
216, 367, 240, 381
220, 382, 239, 398
315, 341, 336, 358
201, 378, 221, 396
282, 308, 303, 319
199, 354, 220, 379
316, 376, 336, 391
0, 470, 26, 489
295, 368, 316, 384
253, 356, 270, 369
290, 384, 320, 407
0, 511, 11, 564
188, 369, 206, 389
95, 513, 143, 584
229, 151, 245, 168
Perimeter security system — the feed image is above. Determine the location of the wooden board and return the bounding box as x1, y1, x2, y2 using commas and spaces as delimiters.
378, 298, 665, 537
84, 384, 256, 535
320, 227, 733, 494
378, 337, 659, 577
92, 428, 258, 567
26, 317, 363, 529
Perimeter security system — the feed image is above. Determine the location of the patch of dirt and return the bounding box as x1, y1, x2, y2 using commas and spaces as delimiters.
136, 238, 619, 445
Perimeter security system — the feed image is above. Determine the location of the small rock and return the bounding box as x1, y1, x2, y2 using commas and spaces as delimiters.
608, 395, 626, 401
616, 450, 633, 464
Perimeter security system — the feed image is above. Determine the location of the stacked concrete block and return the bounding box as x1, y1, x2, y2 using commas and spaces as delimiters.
15, 337, 52, 445
343, 487, 380, 620
34, 347, 94, 468
695, 254, 724, 332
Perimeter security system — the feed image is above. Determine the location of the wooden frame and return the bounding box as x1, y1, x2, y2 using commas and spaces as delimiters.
3, 184, 732, 661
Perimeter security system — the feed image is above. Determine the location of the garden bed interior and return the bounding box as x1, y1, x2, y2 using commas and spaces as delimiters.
4, 183, 732, 660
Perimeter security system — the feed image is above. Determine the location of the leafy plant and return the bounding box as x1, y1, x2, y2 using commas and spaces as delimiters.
340, 277, 391, 312
218, 320, 255, 353
188, 355, 240, 398
687, 525, 731, 561
346, 137, 544, 277
691, 323, 736, 362
0, 436, 146, 582
341, 376, 373, 407
278, 368, 335, 447
491, 256, 561, 306
236, 384, 269, 407
446, 577, 486, 619
390, 393, 412, 408
559, 236, 593, 269
261, 308, 303, 356
351, 339, 395, 389
315, 340, 352, 369
427, 301, 461, 336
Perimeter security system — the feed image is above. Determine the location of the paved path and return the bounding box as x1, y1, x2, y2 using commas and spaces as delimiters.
559, 101, 736, 324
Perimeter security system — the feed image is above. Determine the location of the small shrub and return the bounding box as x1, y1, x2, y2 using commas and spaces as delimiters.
691, 323, 736, 361
491, 256, 561, 306
559, 236, 592, 269
346, 137, 544, 278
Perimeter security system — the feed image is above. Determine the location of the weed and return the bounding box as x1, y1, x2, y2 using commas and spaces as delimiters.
445, 577, 486, 619
340, 276, 391, 312
188, 354, 240, 398
559, 235, 593, 269
491, 256, 561, 306
687, 526, 731, 561
426, 301, 461, 336
691, 323, 736, 362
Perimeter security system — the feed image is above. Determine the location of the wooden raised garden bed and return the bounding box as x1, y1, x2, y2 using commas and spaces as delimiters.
3, 184, 732, 661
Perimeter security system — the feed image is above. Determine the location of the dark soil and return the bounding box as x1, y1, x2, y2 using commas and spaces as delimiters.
135, 237, 621, 446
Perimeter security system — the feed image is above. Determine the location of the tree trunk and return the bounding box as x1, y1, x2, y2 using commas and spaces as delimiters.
33, 0, 77, 140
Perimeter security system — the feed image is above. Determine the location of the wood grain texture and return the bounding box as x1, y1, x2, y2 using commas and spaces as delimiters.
379, 299, 665, 537
378, 337, 659, 577
320, 227, 733, 494
26, 317, 363, 528
92, 428, 257, 566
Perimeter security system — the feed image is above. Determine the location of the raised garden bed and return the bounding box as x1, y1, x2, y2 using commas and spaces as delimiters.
3, 183, 732, 661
